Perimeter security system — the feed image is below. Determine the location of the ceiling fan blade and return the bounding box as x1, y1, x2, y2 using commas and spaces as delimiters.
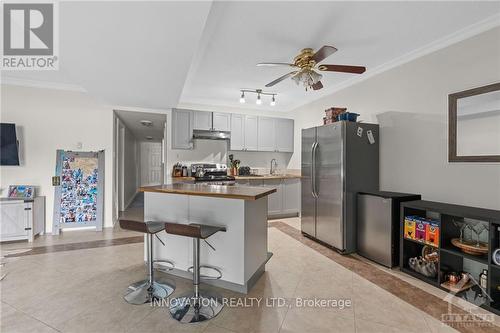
317, 64, 366, 74
312, 81, 323, 90
257, 62, 296, 67
265, 71, 297, 87
312, 45, 338, 63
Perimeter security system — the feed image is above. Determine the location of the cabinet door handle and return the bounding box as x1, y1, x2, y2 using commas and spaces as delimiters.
24, 227, 32, 230
24, 207, 32, 211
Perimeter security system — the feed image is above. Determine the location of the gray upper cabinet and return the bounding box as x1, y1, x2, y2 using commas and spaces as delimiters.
275, 118, 294, 152
193, 111, 230, 131
193, 111, 212, 130
171, 109, 193, 150
244, 115, 258, 151
213, 113, 230, 131
230, 114, 244, 150
257, 117, 275, 151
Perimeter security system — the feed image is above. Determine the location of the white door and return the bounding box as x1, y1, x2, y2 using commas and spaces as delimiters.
230, 114, 244, 150
213, 113, 230, 131
193, 111, 212, 130
258, 117, 275, 151
244, 115, 258, 151
141, 142, 163, 186
171, 109, 193, 149
275, 118, 294, 152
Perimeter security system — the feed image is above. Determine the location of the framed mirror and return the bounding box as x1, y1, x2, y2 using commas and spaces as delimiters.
449, 82, 500, 162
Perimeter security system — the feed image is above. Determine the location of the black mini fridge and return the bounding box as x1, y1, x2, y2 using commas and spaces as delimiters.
357, 191, 421, 268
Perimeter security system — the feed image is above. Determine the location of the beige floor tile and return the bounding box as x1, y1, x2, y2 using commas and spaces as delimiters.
280, 306, 355, 333
0, 216, 495, 333
355, 318, 421, 333
209, 298, 289, 333
126, 307, 209, 333
57, 297, 154, 333
202, 323, 237, 333
1, 302, 58, 333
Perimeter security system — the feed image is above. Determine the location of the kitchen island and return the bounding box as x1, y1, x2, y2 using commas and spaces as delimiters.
140, 184, 276, 293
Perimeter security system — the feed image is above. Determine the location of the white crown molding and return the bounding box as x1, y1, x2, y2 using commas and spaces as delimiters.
289, 13, 500, 112
0, 76, 87, 92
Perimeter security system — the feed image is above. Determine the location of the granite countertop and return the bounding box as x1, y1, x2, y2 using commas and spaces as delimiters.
171, 174, 301, 182
140, 184, 276, 200
234, 174, 301, 180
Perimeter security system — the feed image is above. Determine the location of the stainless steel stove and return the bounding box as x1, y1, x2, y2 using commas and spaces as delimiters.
191, 163, 235, 185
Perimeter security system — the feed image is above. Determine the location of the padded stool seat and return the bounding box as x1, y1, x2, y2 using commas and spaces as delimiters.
164, 223, 227, 239
120, 220, 166, 234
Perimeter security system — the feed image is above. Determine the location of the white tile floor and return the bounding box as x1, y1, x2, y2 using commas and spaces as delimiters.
0, 218, 497, 333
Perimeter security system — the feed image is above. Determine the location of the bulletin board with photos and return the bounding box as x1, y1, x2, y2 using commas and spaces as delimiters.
52, 150, 104, 235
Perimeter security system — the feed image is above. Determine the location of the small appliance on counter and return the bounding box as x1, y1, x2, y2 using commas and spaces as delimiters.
238, 166, 251, 176
357, 191, 421, 267
190, 163, 235, 185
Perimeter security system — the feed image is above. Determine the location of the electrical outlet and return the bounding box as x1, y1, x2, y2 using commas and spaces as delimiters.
357, 127, 363, 137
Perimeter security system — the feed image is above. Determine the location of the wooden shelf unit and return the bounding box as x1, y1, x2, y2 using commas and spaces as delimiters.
400, 200, 500, 316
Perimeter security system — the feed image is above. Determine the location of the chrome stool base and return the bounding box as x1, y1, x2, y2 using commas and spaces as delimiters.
169, 291, 224, 323
124, 278, 175, 305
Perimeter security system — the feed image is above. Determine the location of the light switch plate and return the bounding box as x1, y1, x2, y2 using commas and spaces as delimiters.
367, 130, 375, 144
357, 127, 363, 137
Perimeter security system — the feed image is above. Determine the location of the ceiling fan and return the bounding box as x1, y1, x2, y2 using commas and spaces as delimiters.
257, 45, 366, 91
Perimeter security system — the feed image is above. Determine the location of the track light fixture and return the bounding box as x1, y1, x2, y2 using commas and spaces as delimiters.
256, 93, 262, 105
238, 89, 277, 106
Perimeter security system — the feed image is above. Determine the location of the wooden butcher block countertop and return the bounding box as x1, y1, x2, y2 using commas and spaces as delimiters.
140, 184, 276, 201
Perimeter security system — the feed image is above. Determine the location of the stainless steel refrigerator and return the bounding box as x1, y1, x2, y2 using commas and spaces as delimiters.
301, 121, 379, 253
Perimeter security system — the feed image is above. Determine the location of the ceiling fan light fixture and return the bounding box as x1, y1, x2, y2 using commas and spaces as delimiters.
256, 93, 262, 105
270, 95, 276, 106
310, 70, 322, 84
239, 91, 245, 104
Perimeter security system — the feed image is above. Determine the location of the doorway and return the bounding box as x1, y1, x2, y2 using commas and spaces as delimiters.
113, 110, 167, 224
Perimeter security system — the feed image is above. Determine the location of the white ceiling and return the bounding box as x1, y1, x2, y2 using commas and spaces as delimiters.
115, 110, 166, 142
2, 1, 500, 112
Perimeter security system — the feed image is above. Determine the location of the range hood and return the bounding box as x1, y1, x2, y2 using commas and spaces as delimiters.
192, 129, 231, 140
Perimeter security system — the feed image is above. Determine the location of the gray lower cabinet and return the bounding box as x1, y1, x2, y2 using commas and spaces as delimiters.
264, 179, 282, 216
282, 179, 300, 214
236, 179, 299, 218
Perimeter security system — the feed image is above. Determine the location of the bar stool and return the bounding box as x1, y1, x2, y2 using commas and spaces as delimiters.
164, 222, 226, 323
119, 219, 176, 305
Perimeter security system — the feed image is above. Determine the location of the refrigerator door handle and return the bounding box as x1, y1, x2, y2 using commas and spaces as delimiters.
310, 142, 316, 198
312, 142, 319, 198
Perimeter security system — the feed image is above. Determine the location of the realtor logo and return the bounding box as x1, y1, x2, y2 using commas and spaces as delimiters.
2, 1, 58, 70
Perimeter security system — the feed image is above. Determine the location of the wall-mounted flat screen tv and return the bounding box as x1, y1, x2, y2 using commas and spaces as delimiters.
0, 123, 20, 166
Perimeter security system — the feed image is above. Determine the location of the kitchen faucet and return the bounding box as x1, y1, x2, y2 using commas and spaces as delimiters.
270, 159, 278, 175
